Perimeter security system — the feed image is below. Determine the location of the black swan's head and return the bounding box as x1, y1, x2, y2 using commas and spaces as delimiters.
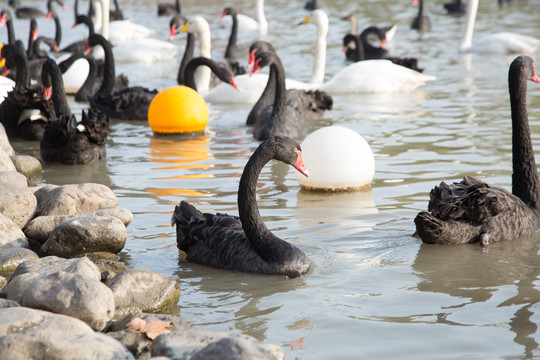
264, 136, 309, 178
248, 40, 275, 68
169, 14, 187, 40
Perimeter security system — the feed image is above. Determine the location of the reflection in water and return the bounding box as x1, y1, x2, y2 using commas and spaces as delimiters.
412, 234, 540, 358
146, 135, 213, 199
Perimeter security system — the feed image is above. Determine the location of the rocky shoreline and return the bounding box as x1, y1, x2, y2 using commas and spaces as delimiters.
0, 124, 284, 360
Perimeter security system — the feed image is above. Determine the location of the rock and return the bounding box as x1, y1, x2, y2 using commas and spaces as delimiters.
0, 124, 14, 156
0, 182, 37, 228
41, 216, 127, 257
0, 148, 15, 171
22, 271, 115, 331
0, 276, 6, 291
0, 213, 29, 249
10, 155, 42, 177
0, 298, 20, 308
93, 259, 128, 275
0, 170, 27, 187
190, 337, 271, 360
151, 331, 285, 360
0, 248, 38, 275
107, 269, 180, 312
24, 207, 133, 243
35, 183, 118, 217
0, 307, 133, 360
1, 257, 102, 303
32, 184, 58, 205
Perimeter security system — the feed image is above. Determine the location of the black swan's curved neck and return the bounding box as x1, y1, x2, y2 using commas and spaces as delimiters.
183, 57, 219, 91
7, 47, 30, 88
77, 15, 95, 36
3, 12, 16, 45
237, 143, 278, 257
177, 32, 194, 85
224, 10, 238, 61
90, 34, 116, 94
417, 0, 424, 17
360, 27, 382, 54
77, 54, 97, 99
175, 0, 181, 13
268, 54, 288, 120
344, 34, 364, 62
51, 11, 62, 46
247, 64, 276, 125
42, 59, 72, 118
26, 19, 37, 59
510, 57, 540, 207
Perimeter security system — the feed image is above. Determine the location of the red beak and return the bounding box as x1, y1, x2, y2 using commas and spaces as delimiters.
1, 68, 10, 77
169, 24, 176, 41
532, 64, 540, 83
84, 41, 91, 55
293, 148, 309, 178
229, 77, 241, 92
0, 14, 7, 27
43, 87, 52, 100
381, 39, 387, 48
220, 11, 227, 20
45, 12, 52, 21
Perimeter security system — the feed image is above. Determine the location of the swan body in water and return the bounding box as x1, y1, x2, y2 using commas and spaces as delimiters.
414, 56, 540, 245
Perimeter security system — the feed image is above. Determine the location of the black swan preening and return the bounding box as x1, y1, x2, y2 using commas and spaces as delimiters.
172, 136, 311, 278
414, 56, 540, 246
250, 49, 333, 141
411, 0, 431, 32
0, 44, 53, 140
40, 59, 109, 164
87, 34, 157, 120
182, 57, 239, 93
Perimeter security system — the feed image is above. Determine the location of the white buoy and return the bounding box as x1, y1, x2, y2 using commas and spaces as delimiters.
295, 126, 375, 191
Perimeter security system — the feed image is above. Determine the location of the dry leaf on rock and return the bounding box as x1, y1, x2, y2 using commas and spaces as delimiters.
126, 317, 173, 340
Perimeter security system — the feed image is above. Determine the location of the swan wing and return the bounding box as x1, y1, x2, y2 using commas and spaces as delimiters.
113, 38, 178, 64
108, 19, 155, 44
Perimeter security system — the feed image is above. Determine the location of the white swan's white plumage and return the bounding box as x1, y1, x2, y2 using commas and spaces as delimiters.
301, 9, 434, 94
459, 0, 540, 54
219, 0, 268, 36
61, 57, 90, 94
0, 76, 15, 103
93, 0, 178, 63
295, 126, 375, 191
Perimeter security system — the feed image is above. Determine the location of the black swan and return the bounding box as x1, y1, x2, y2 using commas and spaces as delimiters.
182, 57, 239, 93
246, 41, 276, 126
60, 14, 95, 54
87, 34, 157, 120
171, 136, 311, 278
169, 14, 193, 85
40, 59, 109, 164
220, 7, 247, 76
250, 50, 333, 141
25, 18, 38, 59
158, 0, 181, 16
444, 0, 467, 14
411, 0, 431, 32
8, 0, 65, 19
304, 0, 319, 10
343, 33, 424, 73
46, 9, 62, 47
414, 56, 540, 246
0, 9, 17, 45
0, 44, 54, 140
109, 0, 123, 21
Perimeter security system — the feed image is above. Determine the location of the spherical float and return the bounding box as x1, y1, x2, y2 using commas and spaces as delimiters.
295, 126, 375, 191
148, 85, 208, 134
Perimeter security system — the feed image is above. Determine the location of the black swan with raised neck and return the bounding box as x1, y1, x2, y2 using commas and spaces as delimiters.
40, 59, 109, 164
220, 7, 247, 76
172, 136, 311, 278
182, 57, 239, 93
250, 49, 333, 141
0, 44, 54, 140
87, 33, 157, 120
414, 56, 540, 246
411, 0, 431, 32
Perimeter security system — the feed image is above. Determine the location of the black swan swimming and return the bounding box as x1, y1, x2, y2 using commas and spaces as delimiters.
414, 56, 540, 246
343, 33, 424, 73
8, 0, 65, 19
158, 0, 181, 16
0, 44, 54, 140
250, 49, 333, 141
220, 7, 248, 76
182, 57, 240, 93
60, 14, 95, 54
246, 41, 277, 126
169, 14, 193, 85
171, 136, 311, 278
411, 0, 431, 32
40, 59, 109, 164
87, 33, 157, 120
0, 9, 17, 45
444, 0, 467, 14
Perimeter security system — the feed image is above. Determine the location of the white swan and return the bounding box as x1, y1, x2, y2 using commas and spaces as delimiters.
93, 0, 177, 63
219, 0, 268, 37
459, 0, 539, 54
300, 10, 435, 94
181, 16, 308, 104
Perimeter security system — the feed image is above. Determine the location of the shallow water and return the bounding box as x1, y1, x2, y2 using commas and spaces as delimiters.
7, 0, 540, 358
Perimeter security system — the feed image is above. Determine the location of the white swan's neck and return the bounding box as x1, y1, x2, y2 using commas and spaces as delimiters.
92, 0, 102, 34
459, 0, 478, 52
310, 10, 327, 85
257, 0, 268, 36
94, 0, 110, 40
192, 17, 212, 93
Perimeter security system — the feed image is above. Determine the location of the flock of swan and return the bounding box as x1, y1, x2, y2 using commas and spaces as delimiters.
0, 0, 539, 278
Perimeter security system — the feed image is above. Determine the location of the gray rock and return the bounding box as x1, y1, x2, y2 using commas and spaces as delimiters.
0, 124, 14, 156
10, 155, 42, 176
151, 331, 285, 360
0, 307, 132, 360
0, 298, 20, 308
22, 271, 115, 331
190, 337, 271, 360
0, 248, 38, 275
32, 183, 58, 205
0, 213, 29, 249
0, 276, 6, 291
13, 256, 101, 280
0, 148, 15, 171
0, 170, 27, 187
107, 269, 180, 312
0, 182, 37, 228
0, 272, 41, 303
35, 183, 118, 217
24, 207, 133, 243
93, 259, 128, 275
41, 216, 127, 257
